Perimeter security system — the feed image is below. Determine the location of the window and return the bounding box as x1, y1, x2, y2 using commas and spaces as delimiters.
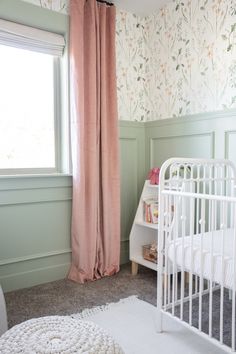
0, 19, 66, 175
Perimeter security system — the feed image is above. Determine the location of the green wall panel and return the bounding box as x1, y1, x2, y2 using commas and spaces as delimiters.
0, 177, 72, 292
1, 109, 236, 292
0, 201, 71, 262
145, 109, 236, 170
149, 132, 214, 167
0, 120, 146, 292
119, 121, 146, 264
225, 130, 236, 163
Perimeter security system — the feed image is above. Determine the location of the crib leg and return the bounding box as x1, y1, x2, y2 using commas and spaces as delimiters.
162, 274, 168, 288
131, 261, 138, 275
156, 309, 163, 333
156, 274, 167, 333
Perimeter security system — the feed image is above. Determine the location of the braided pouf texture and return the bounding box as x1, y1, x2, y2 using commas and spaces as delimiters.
0, 316, 124, 354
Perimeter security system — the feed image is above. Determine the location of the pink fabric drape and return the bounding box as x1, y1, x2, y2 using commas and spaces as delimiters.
68, 0, 120, 283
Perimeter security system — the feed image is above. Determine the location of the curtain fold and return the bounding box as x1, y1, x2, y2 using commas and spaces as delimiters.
68, 0, 120, 283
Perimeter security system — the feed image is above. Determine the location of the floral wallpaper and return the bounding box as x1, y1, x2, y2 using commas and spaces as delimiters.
116, 12, 150, 121
145, 0, 236, 119
22, 0, 236, 121
116, 0, 236, 120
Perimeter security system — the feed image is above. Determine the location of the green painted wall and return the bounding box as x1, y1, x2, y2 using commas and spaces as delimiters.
121, 110, 236, 269
1, 110, 236, 292
1, 1, 236, 292
0, 0, 71, 292
145, 109, 236, 171
0, 176, 72, 292
119, 121, 146, 264
0, 122, 145, 292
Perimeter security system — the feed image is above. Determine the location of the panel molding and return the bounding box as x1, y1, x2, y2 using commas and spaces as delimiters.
119, 124, 146, 265
119, 137, 138, 141
0, 186, 72, 206
119, 120, 145, 128
2, 115, 235, 291
224, 130, 236, 159
149, 132, 215, 167
0, 175, 72, 191
0, 196, 72, 207
119, 136, 139, 207
0, 263, 71, 292
120, 136, 138, 243
145, 108, 236, 127
0, 248, 72, 266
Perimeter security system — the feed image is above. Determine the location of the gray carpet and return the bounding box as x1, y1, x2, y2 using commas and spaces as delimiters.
4, 263, 234, 350
173, 288, 235, 348
5, 263, 156, 329
165, 276, 235, 349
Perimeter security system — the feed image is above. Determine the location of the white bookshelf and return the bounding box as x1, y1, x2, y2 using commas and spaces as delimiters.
129, 180, 159, 275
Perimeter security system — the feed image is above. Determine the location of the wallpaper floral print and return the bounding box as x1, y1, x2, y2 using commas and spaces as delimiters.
22, 0, 236, 121
116, 0, 236, 120
116, 12, 150, 121
144, 0, 236, 120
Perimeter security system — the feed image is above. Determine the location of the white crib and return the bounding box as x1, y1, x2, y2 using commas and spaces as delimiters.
157, 158, 236, 352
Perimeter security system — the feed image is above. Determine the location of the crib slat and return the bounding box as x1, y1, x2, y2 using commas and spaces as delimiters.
167, 195, 171, 306
163, 195, 169, 311
180, 194, 186, 321
220, 201, 227, 344
199, 198, 205, 332
232, 202, 236, 351
195, 166, 201, 297
209, 199, 215, 338
172, 195, 179, 316
189, 193, 194, 327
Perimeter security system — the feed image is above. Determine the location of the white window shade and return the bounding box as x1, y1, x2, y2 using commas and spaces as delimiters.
0, 19, 65, 56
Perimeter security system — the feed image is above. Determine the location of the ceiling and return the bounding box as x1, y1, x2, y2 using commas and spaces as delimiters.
112, 0, 169, 16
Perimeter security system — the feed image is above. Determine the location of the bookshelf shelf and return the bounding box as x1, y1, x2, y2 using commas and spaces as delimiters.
146, 183, 158, 189
130, 254, 158, 271
129, 180, 159, 274
135, 220, 158, 230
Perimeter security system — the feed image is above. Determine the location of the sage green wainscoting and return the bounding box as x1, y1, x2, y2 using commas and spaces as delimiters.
119, 121, 146, 264
0, 0, 71, 292
0, 121, 145, 292
145, 109, 236, 171
0, 176, 72, 292
119, 111, 236, 266
1, 110, 236, 292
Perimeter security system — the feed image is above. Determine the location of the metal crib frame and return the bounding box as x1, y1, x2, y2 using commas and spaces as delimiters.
157, 158, 236, 352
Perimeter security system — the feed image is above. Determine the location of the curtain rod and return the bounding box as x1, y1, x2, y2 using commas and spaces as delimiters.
96, 0, 114, 6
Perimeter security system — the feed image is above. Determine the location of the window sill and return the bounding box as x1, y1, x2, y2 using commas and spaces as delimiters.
0, 173, 72, 179
0, 173, 72, 191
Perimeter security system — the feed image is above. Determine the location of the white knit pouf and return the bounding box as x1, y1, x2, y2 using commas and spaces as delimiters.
0, 316, 124, 354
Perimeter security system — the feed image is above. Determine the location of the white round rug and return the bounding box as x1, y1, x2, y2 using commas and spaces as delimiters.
0, 316, 124, 354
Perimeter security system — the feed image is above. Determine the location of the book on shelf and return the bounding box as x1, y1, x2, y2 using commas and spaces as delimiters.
143, 198, 159, 224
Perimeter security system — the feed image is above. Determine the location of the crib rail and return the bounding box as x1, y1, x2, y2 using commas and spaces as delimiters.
157, 158, 236, 352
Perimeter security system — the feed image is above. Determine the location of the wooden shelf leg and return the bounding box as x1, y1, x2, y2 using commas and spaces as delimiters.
185, 272, 190, 285
162, 274, 168, 289
131, 261, 138, 275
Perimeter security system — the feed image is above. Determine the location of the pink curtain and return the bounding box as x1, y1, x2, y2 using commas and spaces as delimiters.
68, 0, 120, 283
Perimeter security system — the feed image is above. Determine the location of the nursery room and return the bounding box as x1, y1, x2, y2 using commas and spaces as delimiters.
0, 0, 236, 352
